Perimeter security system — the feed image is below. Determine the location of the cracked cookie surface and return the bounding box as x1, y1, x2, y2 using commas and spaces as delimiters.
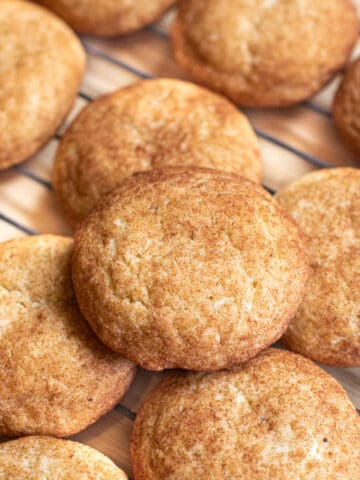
275, 168, 360, 366
35, 0, 175, 35
72, 167, 309, 371
0, 0, 85, 169
171, 0, 358, 107
0, 436, 128, 479
0, 235, 135, 437
53, 78, 262, 227
131, 348, 360, 480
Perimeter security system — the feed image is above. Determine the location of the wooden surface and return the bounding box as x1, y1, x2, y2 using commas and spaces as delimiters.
0, 7, 359, 476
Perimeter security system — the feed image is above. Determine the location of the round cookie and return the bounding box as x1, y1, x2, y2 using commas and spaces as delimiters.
34, 0, 175, 36
333, 57, 360, 160
275, 168, 360, 367
0, 235, 135, 437
72, 167, 309, 371
0, 0, 85, 170
171, 0, 358, 107
131, 348, 360, 480
53, 78, 262, 227
0, 436, 128, 479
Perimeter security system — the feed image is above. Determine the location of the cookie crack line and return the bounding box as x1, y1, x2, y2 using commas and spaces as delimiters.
0, 283, 43, 309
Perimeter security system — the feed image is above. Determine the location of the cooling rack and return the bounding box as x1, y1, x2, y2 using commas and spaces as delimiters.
0, 8, 359, 476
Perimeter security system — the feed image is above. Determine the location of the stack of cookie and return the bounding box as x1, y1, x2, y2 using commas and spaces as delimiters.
0, 0, 359, 478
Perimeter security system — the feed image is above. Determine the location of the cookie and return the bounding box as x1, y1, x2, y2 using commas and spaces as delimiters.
72, 167, 309, 371
131, 348, 360, 480
0, 436, 128, 479
0, 235, 135, 437
53, 78, 262, 227
333, 57, 360, 160
171, 0, 358, 107
34, 0, 175, 36
275, 168, 360, 367
0, 0, 85, 170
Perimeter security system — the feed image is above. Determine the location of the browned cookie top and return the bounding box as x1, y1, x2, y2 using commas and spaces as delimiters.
172, 0, 358, 107
0, 235, 135, 437
53, 78, 262, 227
276, 168, 360, 366
72, 167, 309, 371
0, 436, 128, 479
131, 348, 360, 480
35, 0, 175, 35
333, 57, 360, 160
0, 0, 85, 169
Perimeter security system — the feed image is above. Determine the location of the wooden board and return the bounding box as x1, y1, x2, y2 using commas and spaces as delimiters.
0, 7, 359, 477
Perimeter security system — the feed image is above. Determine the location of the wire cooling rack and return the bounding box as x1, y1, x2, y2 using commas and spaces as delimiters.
0, 8, 359, 476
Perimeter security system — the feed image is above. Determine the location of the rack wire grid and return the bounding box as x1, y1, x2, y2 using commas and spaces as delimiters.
0, 7, 359, 476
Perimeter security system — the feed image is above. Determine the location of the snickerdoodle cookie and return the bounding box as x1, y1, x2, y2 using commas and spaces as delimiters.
172, 0, 358, 107
275, 168, 360, 367
333, 57, 360, 160
0, 0, 85, 170
0, 436, 128, 479
34, 0, 174, 35
72, 167, 309, 371
53, 79, 262, 227
0, 235, 135, 437
131, 348, 360, 480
